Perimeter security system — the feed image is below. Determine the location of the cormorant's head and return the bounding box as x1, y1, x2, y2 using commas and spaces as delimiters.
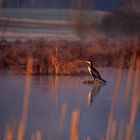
84, 60, 93, 65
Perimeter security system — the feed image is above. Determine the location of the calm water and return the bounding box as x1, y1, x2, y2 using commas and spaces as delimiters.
0, 69, 140, 140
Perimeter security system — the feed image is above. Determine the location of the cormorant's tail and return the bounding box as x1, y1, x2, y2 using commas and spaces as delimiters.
100, 78, 107, 83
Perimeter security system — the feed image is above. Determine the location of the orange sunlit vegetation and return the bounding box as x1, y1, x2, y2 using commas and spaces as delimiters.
70, 109, 80, 140
1, 39, 140, 75
3, 124, 14, 140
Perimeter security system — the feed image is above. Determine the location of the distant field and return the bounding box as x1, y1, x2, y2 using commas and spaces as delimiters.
0, 9, 71, 20
0, 8, 108, 21
0, 9, 109, 40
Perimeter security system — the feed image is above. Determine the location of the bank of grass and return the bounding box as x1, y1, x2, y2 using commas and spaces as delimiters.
0, 38, 140, 75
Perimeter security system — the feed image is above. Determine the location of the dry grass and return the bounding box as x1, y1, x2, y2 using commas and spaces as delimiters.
0, 39, 140, 75
70, 109, 80, 140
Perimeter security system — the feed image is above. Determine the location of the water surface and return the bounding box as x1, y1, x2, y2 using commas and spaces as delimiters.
0, 69, 139, 140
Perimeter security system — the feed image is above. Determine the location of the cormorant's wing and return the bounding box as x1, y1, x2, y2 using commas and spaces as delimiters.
91, 66, 106, 83
91, 66, 101, 79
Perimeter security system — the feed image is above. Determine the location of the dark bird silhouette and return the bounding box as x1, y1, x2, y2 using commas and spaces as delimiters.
84, 60, 106, 83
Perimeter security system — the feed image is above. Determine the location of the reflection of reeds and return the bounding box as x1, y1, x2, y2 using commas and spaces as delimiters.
17, 56, 33, 140
58, 103, 67, 140
51, 76, 58, 104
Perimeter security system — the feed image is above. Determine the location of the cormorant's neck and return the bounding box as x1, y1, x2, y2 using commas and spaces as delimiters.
89, 63, 93, 67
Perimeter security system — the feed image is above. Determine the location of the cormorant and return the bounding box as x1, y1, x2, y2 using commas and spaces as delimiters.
84, 60, 106, 83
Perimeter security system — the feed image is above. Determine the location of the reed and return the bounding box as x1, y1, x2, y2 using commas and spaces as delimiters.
3, 124, 14, 140
118, 123, 125, 140
110, 120, 117, 140
17, 56, 33, 140
70, 109, 80, 140
58, 103, 67, 140
125, 60, 140, 140
105, 37, 140, 140
122, 39, 138, 112
31, 131, 42, 140
106, 55, 124, 140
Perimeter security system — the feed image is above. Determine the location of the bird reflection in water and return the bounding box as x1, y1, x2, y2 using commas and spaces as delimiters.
88, 84, 104, 106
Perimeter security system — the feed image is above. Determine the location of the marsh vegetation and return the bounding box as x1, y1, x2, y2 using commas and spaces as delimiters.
0, 38, 140, 75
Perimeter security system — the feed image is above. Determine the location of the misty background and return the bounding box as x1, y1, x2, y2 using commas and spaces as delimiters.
0, 0, 140, 39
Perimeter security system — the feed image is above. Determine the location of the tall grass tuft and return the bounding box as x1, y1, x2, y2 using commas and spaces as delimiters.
3, 124, 14, 140
70, 109, 80, 140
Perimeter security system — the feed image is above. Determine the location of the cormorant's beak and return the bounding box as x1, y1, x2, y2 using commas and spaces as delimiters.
84, 61, 91, 65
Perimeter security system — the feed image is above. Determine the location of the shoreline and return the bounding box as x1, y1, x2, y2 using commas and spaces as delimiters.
0, 39, 139, 75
